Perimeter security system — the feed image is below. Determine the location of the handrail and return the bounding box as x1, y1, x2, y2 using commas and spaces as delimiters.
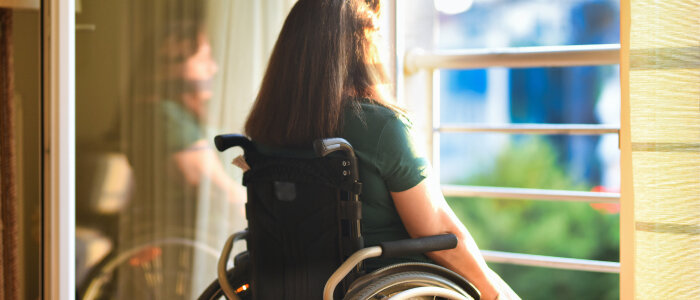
403, 42, 623, 278
442, 185, 620, 203
481, 250, 620, 273
405, 44, 620, 72
437, 123, 620, 135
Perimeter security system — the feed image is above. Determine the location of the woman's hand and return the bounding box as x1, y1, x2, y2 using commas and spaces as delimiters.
487, 268, 520, 300
172, 140, 218, 186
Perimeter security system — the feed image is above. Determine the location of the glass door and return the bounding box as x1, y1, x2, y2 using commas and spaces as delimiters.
75, 0, 295, 298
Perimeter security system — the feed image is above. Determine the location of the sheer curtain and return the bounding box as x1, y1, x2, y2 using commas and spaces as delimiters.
75, 0, 295, 298
191, 0, 297, 294
621, 0, 699, 298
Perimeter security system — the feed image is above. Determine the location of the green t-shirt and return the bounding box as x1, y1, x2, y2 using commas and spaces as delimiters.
255, 101, 432, 269
340, 102, 431, 269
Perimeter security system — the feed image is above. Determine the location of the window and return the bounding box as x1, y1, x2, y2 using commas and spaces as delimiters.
400, 1, 621, 298
72, 0, 622, 298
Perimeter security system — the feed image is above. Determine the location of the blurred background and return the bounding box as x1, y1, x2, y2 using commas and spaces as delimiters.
426, 0, 621, 299
74, 0, 297, 298
66, 0, 621, 299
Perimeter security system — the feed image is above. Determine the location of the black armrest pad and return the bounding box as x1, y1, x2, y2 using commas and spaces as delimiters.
379, 234, 458, 258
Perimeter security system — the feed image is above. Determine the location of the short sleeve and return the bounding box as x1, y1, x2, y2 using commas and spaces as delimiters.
375, 115, 429, 192
159, 101, 202, 152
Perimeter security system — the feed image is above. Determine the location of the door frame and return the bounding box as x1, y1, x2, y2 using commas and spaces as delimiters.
42, 0, 75, 298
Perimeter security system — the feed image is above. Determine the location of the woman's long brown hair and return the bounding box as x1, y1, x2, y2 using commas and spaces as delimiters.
244, 0, 398, 148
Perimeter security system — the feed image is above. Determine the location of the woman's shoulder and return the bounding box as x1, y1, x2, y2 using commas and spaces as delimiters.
359, 100, 395, 115
343, 99, 415, 137
351, 99, 407, 125
342, 99, 417, 153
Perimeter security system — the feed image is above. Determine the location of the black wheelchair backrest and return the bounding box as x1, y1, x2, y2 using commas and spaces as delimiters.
217, 134, 363, 299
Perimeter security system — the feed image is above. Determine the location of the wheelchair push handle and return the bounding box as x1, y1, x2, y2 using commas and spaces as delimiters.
313, 137, 353, 157
214, 134, 255, 153
313, 137, 359, 181
379, 234, 458, 259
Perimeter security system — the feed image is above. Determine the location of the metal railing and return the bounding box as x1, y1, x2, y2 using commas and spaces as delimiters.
437, 123, 620, 135
406, 43, 622, 273
481, 250, 620, 273
442, 185, 620, 203
405, 44, 620, 72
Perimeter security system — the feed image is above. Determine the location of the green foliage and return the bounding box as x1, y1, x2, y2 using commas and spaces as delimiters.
446, 137, 620, 299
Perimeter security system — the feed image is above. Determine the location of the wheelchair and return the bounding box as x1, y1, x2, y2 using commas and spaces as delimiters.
198, 134, 481, 300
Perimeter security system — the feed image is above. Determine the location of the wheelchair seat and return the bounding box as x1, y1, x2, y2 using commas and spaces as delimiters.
199, 134, 480, 300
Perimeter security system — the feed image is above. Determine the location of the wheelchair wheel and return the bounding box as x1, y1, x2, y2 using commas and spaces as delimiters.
78, 238, 220, 300
344, 271, 476, 300
197, 252, 251, 300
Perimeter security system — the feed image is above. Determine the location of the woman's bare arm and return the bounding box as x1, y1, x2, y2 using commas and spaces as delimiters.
172, 139, 246, 204
391, 176, 519, 300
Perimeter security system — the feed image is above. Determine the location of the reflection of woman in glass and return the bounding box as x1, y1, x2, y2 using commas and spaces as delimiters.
120, 14, 243, 299
128, 22, 241, 237
244, 1, 518, 299
161, 27, 243, 203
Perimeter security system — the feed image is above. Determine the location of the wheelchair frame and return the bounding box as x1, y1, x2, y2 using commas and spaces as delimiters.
205, 134, 480, 300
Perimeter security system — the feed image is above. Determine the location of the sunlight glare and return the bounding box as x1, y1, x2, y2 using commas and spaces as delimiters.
434, 0, 474, 15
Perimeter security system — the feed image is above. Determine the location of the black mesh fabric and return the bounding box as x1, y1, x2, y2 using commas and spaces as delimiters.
242, 151, 363, 299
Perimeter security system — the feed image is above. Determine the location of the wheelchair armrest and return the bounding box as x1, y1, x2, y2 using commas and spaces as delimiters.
323, 234, 459, 300
379, 234, 458, 258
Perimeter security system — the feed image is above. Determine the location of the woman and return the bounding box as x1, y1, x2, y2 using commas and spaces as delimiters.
128, 18, 245, 238
245, 1, 518, 299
